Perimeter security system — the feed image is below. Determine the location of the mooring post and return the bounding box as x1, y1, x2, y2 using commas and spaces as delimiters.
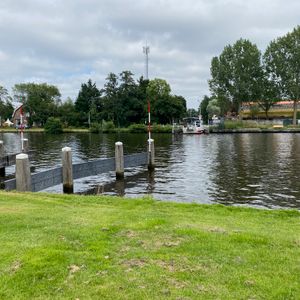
115, 141, 124, 179
0, 140, 5, 177
23, 138, 29, 153
62, 147, 73, 193
148, 139, 155, 170
16, 153, 31, 191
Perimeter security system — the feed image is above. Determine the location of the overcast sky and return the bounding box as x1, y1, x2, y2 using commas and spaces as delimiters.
0, 0, 299, 108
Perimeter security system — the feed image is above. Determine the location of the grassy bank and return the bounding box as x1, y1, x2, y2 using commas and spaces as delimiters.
0, 124, 173, 134
0, 192, 299, 299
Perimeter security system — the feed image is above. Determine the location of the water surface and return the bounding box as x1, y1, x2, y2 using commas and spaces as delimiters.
2, 132, 300, 209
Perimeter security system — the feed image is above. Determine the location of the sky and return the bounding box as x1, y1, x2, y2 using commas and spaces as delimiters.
0, 0, 299, 108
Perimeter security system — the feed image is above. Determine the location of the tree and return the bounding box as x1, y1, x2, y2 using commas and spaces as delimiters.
186, 108, 198, 117
264, 26, 300, 124
0, 86, 14, 121
75, 79, 101, 125
255, 73, 279, 119
209, 39, 263, 113
207, 99, 221, 119
13, 83, 61, 126
199, 95, 211, 124
153, 95, 186, 124
118, 71, 144, 126
249, 104, 260, 119
102, 73, 119, 124
146, 78, 172, 124
44, 117, 63, 134
57, 98, 79, 127
146, 78, 171, 100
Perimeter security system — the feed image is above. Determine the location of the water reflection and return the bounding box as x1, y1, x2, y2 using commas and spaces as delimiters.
1, 132, 300, 209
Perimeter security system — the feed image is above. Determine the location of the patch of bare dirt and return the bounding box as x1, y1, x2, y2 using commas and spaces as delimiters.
68, 264, 81, 274
207, 227, 227, 234
10, 261, 22, 273
122, 258, 147, 268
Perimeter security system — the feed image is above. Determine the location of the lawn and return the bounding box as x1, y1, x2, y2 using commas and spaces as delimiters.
0, 192, 299, 299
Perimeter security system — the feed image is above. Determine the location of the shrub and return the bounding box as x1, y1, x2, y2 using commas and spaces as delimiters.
90, 122, 101, 133
102, 121, 116, 133
128, 124, 147, 133
224, 120, 244, 129
151, 124, 172, 133
44, 117, 63, 134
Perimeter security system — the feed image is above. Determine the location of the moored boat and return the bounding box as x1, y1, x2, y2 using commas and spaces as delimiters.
182, 117, 208, 134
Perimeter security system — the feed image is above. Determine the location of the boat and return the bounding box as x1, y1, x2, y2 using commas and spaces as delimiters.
181, 117, 208, 134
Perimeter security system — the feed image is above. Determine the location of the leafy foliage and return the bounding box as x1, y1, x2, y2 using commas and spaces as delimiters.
44, 117, 63, 134
14, 83, 61, 126
209, 39, 263, 113
0, 86, 14, 121
102, 120, 116, 133
90, 122, 102, 133
199, 95, 211, 124
207, 99, 221, 118
128, 124, 147, 133
75, 79, 102, 125
264, 26, 300, 124
57, 98, 80, 127
146, 79, 186, 124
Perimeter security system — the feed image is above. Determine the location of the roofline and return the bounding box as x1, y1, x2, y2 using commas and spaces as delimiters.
12, 104, 24, 119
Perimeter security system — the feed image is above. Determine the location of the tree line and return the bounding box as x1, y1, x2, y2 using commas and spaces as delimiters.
0, 71, 187, 127
202, 26, 300, 124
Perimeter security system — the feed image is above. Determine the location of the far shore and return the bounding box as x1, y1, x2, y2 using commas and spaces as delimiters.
1, 126, 300, 134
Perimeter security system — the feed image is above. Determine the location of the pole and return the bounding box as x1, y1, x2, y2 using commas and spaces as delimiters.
62, 147, 73, 193
143, 44, 150, 80
20, 105, 24, 152
16, 153, 31, 191
147, 100, 155, 170
148, 100, 151, 142
115, 142, 124, 179
148, 139, 155, 170
0, 141, 5, 177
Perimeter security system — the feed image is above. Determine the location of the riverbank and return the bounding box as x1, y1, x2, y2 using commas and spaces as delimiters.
210, 127, 300, 133
1, 192, 299, 299
0, 124, 173, 134
1, 125, 300, 134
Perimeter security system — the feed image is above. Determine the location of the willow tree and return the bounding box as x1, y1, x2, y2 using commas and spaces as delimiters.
264, 26, 300, 124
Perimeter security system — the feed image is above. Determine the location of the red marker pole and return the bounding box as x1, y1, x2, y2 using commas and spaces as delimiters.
147, 100, 155, 170
20, 105, 24, 152
148, 100, 151, 143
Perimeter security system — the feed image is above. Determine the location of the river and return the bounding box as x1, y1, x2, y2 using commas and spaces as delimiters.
1, 132, 300, 209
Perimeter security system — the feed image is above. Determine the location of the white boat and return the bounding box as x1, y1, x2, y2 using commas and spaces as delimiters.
182, 117, 208, 134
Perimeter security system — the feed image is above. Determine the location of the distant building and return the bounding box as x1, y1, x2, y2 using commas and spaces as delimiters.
240, 101, 300, 119
12, 103, 29, 126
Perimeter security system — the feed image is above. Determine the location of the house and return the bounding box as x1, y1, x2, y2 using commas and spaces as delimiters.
12, 102, 29, 126
239, 101, 300, 119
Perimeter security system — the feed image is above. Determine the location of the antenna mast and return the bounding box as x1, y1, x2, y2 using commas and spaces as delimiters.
143, 43, 150, 80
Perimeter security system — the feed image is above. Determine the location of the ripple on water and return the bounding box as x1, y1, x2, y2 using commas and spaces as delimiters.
2, 132, 300, 209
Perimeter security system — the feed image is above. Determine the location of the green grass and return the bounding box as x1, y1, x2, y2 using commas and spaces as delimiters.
223, 121, 271, 130
0, 192, 299, 299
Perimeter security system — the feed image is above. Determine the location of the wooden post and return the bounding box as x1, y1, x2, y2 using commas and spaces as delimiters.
148, 139, 155, 170
115, 142, 124, 179
16, 153, 31, 191
0, 141, 5, 177
23, 138, 29, 153
62, 147, 73, 193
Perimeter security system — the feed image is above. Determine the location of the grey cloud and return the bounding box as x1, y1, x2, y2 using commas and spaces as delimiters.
0, 0, 299, 108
